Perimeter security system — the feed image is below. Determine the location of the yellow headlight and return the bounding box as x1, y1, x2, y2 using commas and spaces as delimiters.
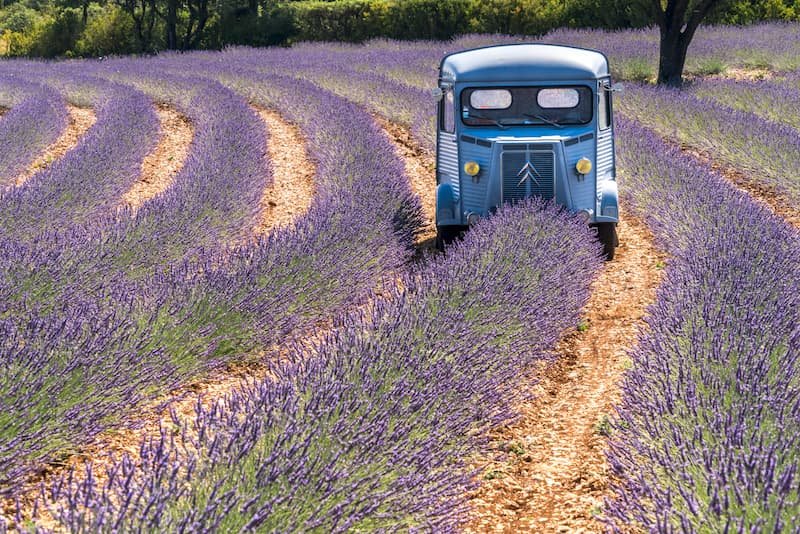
464, 161, 480, 176
576, 157, 592, 175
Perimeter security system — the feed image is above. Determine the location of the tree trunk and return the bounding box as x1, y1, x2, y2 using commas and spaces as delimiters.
166, 0, 178, 50
653, 0, 723, 87
656, 29, 690, 86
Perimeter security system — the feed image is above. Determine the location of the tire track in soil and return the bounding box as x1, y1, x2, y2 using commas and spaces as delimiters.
254, 107, 316, 233
121, 104, 193, 210
464, 212, 665, 533
14, 105, 96, 188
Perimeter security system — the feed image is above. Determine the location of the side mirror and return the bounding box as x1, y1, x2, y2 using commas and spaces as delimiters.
431, 87, 444, 101
610, 82, 625, 95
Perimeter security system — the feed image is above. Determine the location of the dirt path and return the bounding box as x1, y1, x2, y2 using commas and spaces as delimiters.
121, 105, 192, 210
373, 115, 437, 245
682, 145, 800, 229
15, 105, 96, 187
255, 108, 316, 233
465, 213, 665, 533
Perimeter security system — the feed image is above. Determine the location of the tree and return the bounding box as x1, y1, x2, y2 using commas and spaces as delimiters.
650, 0, 730, 86
164, 0, 177, 49
115, 0, 157, 52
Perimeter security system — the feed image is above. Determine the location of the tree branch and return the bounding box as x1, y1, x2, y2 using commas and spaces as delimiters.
668, 0, 691, 29
683, 0, 722, 40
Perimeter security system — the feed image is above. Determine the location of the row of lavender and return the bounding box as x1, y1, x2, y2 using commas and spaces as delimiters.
40, 201, 601, 532
617, 82, 800, 205
605, 118, 800, 531
0, 63, 422, 496
691, 76, 800, 131
0, 73, 159, 241
0, 76, 67, 188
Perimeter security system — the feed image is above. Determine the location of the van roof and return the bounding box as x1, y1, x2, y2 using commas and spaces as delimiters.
440, 43, 609, 83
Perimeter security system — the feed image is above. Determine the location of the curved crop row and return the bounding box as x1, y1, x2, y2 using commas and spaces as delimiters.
0, 76, 68, 188
691, 77, 800, 131
0, 71, 421, 495
0, 74, 159, 242
605, 118, 800, 531
43, 201, 602, 532
222, 47, 439, 153
0, 75, 268, 316
617, 83, 800, 204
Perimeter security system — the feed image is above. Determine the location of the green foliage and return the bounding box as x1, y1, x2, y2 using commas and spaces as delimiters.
211, 5, 295, 47
284, 0, 388, 42
565, 0, 653, 28
5, 6, 81, 56
387, 0, 473, 40
0, 2, 39, 33
712, 0, 800, 23
74, 5, 135, 56
467, 0, 566, 36
1, 0, 799, 56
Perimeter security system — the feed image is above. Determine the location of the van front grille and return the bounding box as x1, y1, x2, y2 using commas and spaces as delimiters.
501, 149, 555, 203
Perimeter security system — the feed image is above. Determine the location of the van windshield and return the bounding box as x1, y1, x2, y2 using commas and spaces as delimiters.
461, 86, 593, 127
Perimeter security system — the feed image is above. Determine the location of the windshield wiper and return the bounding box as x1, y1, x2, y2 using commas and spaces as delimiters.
468, 112, 509, 129
523, 113, 563, 129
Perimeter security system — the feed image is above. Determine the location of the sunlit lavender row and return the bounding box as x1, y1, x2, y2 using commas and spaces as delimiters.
691, 77, 800, 131
606, 118, 800, 531
0, 76, 67, 188
618, 82, 800, 204
42, 201, 601, 532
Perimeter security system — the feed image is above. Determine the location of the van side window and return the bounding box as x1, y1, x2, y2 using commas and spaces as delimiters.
440, 88, 455, 133
598, 84, 611, 130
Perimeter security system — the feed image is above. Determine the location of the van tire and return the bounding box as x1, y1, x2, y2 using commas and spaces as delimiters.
435, 226, 462, 251
594, 223, 617, 260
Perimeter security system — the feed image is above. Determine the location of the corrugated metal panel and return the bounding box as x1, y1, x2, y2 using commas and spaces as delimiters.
438, 132, 459, 196
564, 137, 596, 208
596, 131, 614, 176
501, 148, 555, 203
460, 142, 492, 211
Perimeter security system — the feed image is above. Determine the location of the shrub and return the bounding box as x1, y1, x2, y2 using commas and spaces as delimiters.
74, 5, 136, 57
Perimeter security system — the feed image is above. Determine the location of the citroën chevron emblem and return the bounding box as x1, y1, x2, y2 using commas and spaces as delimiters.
517, 160, 542, 187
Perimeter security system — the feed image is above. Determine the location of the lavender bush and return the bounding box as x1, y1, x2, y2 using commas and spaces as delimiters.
0, 76, 67, 188
605, 118, 800, 531
43, 200, 601, 532
617, 83, 800, 203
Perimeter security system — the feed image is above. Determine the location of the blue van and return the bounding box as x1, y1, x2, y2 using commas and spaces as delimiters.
435, 43, 621, 258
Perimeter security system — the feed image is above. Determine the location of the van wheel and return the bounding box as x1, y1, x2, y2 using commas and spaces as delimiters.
595, 223, 618, 260
435, 226, 461, 251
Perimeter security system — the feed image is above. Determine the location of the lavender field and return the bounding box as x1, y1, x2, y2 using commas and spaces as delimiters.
1, 22, 799, 532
